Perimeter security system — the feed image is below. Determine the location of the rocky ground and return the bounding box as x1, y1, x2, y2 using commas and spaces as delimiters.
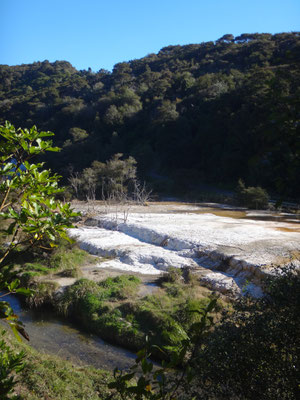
68, 201, 300, 297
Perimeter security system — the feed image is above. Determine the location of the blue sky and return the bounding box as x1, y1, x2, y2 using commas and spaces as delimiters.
1, 0, 299, 72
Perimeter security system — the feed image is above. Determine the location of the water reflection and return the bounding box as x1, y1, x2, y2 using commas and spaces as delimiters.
1, 294, 137, 371
173, 207, 300, 226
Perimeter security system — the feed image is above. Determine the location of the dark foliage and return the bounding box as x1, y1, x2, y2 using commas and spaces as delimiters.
193, 266, 300, 400
235, 179, 269, 208
0, 33, 299, 198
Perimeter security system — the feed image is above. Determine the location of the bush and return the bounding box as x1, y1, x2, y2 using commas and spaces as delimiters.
27, 281, 59, 308
235, 179, 269, 209
55, 274, 216, 359
158, 266, 183, 284
98, 275, 141, 300
57, 276, 141, 330
0, 330, 25, 400
50, 240, 95, 273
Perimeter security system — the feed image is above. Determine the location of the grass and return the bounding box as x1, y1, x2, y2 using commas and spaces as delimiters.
98, 275, 141, 299
58, 275, 141, 315
130, 283, 217, 352
4, 330, 115, 400
55, 270, 222, 358
18, 240, 95, 281
56, 275, 144, 350
50, 242, 95, 277
0, 239, 97, 308
2, 238, 96, 285
26, 281, 60, 308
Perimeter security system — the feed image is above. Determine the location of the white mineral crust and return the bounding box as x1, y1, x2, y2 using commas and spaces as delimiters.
68, 208, 300, 297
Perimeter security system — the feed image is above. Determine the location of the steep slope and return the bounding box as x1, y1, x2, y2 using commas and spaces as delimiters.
0, 32, 299, 197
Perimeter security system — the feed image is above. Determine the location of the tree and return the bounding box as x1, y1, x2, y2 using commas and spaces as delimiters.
235, 179, 269, 209
1, 33, 299, 198
76, 154, 137, 201
99, 153, 137, 199
217, 34, 234, 43
69, 127, 88, 142
0, 121, 78, 396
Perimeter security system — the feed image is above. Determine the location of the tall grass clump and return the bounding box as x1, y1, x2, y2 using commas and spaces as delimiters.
55, 270, 220, 358
15, 240, 96, 286
4, 330, 113, 400
56, 276, 143, 349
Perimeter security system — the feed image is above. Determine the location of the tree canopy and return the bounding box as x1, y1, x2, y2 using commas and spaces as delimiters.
0, 32, 299, 198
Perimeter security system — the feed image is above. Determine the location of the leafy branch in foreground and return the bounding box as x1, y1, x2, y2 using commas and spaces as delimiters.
0, 121, 79, 397
0, 122, 78, 266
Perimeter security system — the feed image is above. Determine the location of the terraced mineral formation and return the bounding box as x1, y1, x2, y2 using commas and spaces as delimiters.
69, 203, 300, 297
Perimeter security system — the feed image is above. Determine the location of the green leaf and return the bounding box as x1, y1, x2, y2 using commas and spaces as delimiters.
6, 221, 17, 235
46, 231, 56, 241
8, 323, 22, 342
7, 279, 20, 291
15, 288, 33, 296
141, 357, 153, 374
120, 372, 135, 382
206, 298, 218, 313
8, 208, 19, 219
46, 146, 61, 152
136, 348, 147, 363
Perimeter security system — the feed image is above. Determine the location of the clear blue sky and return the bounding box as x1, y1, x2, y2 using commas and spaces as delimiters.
1, 0, 299, 72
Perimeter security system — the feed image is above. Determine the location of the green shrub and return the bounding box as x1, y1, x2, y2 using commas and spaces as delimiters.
23, 263, 52, 275
98, 275, 141, 300
50, 243, 91, 271
0, 330, 26, 400
163, 282, 184, 297
57, 278, 100, 316
57, 276, 140, 326
27, 281, 59, 308
158, 266, 183, 284
235, 179, 269, 209
80, 293, 103, 315
19, 271, 40, 286
12, 241, 94, 285
56, 275, 216, 360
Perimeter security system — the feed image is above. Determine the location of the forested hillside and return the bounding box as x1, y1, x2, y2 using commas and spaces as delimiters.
0, 32, 299, 198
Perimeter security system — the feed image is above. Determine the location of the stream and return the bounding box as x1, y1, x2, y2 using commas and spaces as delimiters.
1, 294, 137, 371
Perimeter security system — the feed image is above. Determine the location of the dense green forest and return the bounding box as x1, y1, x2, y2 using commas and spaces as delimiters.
0, 32, 299, 198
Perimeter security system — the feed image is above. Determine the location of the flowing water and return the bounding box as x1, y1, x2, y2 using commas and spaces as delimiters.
1, 294, 137, 371
2, 204, 298, 370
